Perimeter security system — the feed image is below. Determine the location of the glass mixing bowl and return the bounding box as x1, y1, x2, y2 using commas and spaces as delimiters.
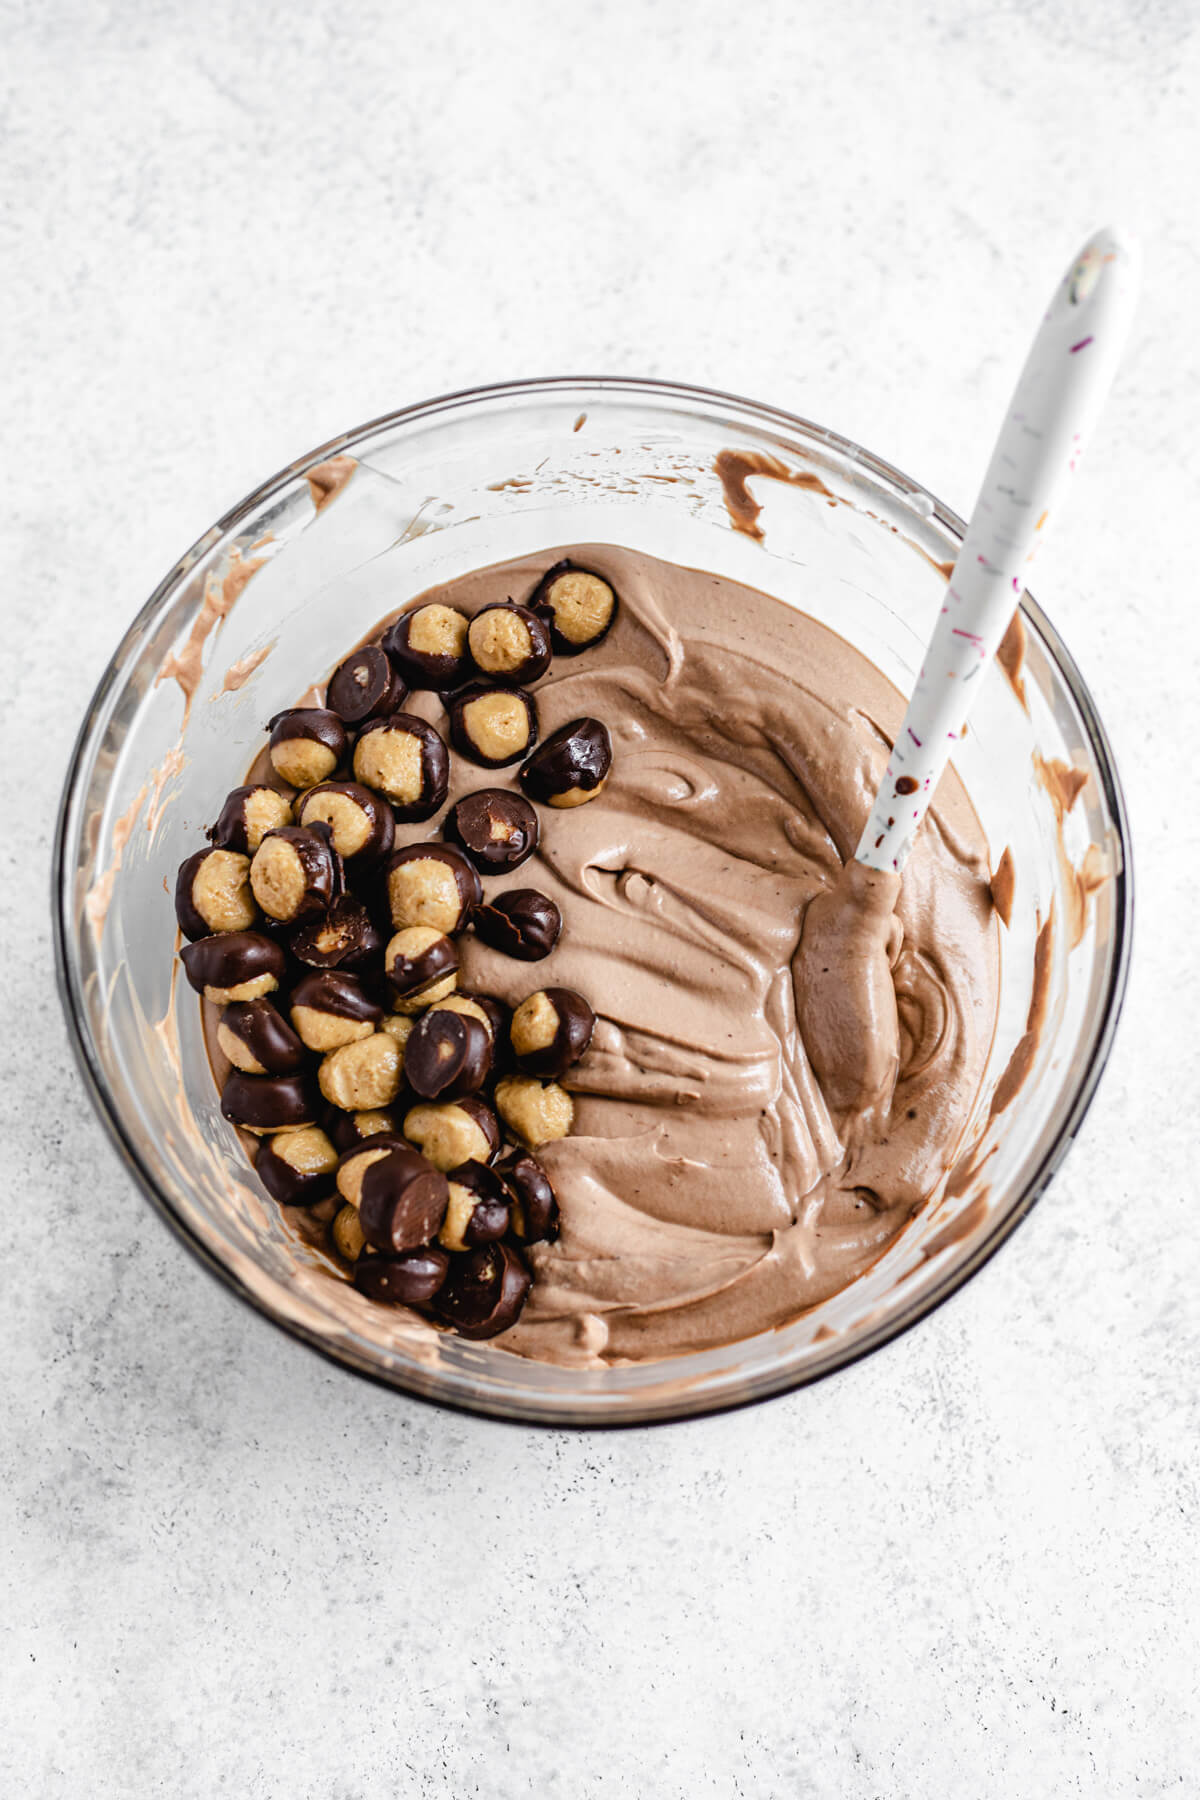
54, 379, 1131, 1425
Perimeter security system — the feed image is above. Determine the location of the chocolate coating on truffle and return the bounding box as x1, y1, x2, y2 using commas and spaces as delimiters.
439, 1161, 514, 1251
290, 970, 384, 1053
354, 1245, 450, 1306
384, 927, 459, 1004
326, 643, 407, 725
510, 986, 595, 1078
292, 969, 384, 1023
496, 1151, 560, 1243
384, 842, 481, 935
429, 991, 509, 1047
472, 888, 561, 961
519, 717, 611, 807
218, 999, 306, 1075
448, 684, 538, 769
296, 781, 394, 864
289, 896, 384, 971
255, 1126, 339, 1205
334, 1133, 413, 1204
208, 784, 293, 855
382, 604, 472, 690
434, 1242, 532, 1339
180, 930, 286, 1001
174, 846, 257, 941
528, 561, 618, 654
404, 1010, 493, 1102
267, 708, 348, 789
467, 602, 552, 687
249, 824, 343, 924
220, 1069, 316, 1132
326, 1108, 399, 1153
352, 713, 450, 820
357, 1144, 449, 1253
444, 789, 539, 871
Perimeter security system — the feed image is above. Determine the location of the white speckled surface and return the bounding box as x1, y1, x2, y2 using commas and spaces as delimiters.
5, 1, 1199, 1791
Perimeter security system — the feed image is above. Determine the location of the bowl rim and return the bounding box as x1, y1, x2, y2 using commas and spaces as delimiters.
52, 374, 1134, 1428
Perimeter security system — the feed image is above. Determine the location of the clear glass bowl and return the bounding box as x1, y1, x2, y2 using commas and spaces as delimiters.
54, 379, 1131, 1426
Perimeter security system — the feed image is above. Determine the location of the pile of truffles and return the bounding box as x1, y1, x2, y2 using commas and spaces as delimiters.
173, 562, 617, 1340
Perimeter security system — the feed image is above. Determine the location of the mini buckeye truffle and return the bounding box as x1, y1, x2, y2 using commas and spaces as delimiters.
519, 717, 611, 808
354, 1245, 450, 1306
352, 713, 450, 820
331, 1202, 368, 1261
217, 998, 306, 1075
494, 1075, 574, 1148
428, 991, 508, 1047
466, 603, 552, 687
180, 930, 286, 1004
174, 847, 257, 941
249, 824, 342, 924
289, 895, 383, 971
529, 561, 618, 654
326, 1108, 399, 1153
357, 1144, 449, 1253
384, 926, 459, 1012
472, 888, 561, 961
384, 842, 481, 935
448, 684, 538, 769
335, 1133, 413, 1205
404, 1095, 500, 1172
326, 643, 407, 725
379, 1012, 415, 1055
403, 1009, 492, 1102
267, 708, 348, 790
510, 987, 595, 1078
255, 1126, 339, 1206
290, 970, 384, 1053
208, 784, 293, 855
434, 1242, 532, 1340
496, 1150, 560, 1243
318, 1031, 405, 1111
296, 781, 394, 865
382, 603, 472, 691
220, 1069, 316, 1134
438, 1161, 514, 1252
444, 789, 539, 871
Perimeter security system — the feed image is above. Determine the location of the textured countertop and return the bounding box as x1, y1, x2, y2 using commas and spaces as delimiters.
5, 2, 1199, 1793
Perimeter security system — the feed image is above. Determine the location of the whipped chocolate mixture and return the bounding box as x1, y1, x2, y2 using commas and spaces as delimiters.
391, 546, 1000, 1364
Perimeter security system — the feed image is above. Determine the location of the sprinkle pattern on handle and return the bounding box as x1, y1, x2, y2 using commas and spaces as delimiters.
857, 227, 1140, 874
